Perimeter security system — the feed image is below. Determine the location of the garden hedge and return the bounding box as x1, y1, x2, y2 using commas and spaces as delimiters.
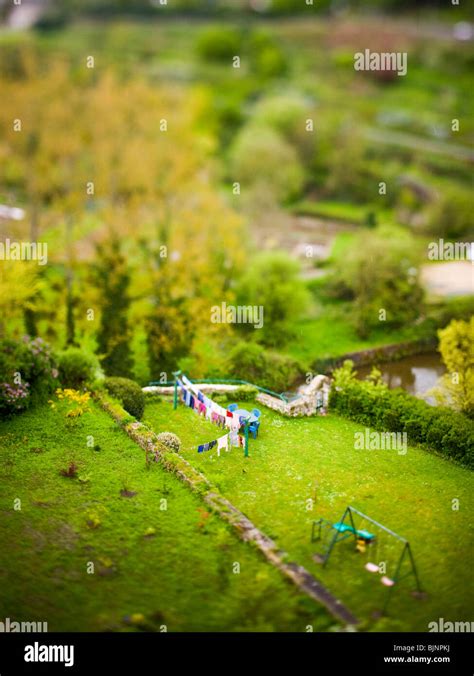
330, 364, 474, 468
104, 376, 145, 420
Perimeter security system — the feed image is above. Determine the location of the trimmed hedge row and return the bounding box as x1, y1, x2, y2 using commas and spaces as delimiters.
330, 366, 474, 468
104, 377, 145, 420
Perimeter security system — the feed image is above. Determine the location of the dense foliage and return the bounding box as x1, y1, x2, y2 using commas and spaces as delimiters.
329, 227, 425, 338
94, 237, 133, 379
227, 342, 301, 392
0, 337, 58, 416
433, 317, 474, 418
57, 349, 99, 389
330, 361, 474, 467
235, 252, 310, 346
104, 376, 145, 420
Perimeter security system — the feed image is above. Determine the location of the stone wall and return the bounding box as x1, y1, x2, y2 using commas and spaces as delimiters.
256, 374, 331, 417
144, 375, 332, 418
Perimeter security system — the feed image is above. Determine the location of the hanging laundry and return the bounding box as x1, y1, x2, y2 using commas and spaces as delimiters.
177, 375, 260, 452
232, 417, 241, 431
217, 434, 229, 456
211, 402, 227, 418
181, 375, 195, 391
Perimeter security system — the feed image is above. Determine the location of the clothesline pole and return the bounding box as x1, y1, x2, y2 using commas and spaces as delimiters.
172, 370, 181, 411
244, 422, 249, 458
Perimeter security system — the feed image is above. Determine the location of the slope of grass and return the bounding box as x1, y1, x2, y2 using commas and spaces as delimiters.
284, 301, 424, 367
0, 398, 334, 632
144, 398, 474, 632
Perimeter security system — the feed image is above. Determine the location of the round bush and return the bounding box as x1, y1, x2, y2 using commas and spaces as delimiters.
104, 377, 145, 420
0, 336, 58, 415
57, 348, 98, 389
227, 341, 301, 392
196, 26, 242, 62
157, 432, 181, 453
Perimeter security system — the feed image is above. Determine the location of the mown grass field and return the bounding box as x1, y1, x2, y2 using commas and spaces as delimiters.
144, 397, 474, 632
0, 399, 334, 632
286, 303, 423, 367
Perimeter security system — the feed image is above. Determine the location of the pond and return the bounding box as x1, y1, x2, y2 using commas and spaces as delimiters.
356, 352, 446, 403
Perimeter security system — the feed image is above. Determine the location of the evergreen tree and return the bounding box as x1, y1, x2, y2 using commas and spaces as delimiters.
94, 237, 133, 378
145, 262, 190, 379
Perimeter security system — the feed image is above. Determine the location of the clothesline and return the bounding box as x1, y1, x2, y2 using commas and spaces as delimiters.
177, 375, 245, 455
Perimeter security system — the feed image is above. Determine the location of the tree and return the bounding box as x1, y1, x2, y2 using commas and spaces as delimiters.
433, 318, 474, 418
252, 92, 316, 165
94, 236, 133, 378
428, 187, 473, 239
0, 261, 39, 337
229, 125, 304, 207
332, 226, 424, 338
235, 252, 309, 346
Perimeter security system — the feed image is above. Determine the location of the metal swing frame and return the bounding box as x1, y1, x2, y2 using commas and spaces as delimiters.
312, 505, 423, 615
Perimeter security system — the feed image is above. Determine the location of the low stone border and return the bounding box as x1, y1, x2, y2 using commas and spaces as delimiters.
143, 375, 331, 418
256, 375, 331, 417
94, 390, 358, 628
312, 338, 437, 374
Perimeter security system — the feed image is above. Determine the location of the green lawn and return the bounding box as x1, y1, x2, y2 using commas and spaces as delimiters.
0, 399, 334, 632
292, 200, 394, 226
144, 398, 474, 632
285, 301, 423, 367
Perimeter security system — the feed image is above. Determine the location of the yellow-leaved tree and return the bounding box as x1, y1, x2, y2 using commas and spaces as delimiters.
433, 317, 474, 418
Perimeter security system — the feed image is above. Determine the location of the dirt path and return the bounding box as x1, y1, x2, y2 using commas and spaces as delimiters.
421, 261, 473, 297
364, 127, 474, 163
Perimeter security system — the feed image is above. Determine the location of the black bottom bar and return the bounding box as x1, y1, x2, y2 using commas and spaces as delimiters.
0, 632, 470, 675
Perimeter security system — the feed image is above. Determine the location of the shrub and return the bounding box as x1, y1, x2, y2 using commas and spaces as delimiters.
330, 361, 474, 468
157, 432, 181, 453
427, 187, 473, 239
104, 376, 145, 420
235, 384, 259, 401
196, 26, 242, 62
57, 348, 98, 389
0, 336, 58, 416
229, 125, 305, 205
330, 226, 424, 338
252, 93, 315, 164
227, 342, 301, 392
248, 31, 288, 78
235, 251, 310, 346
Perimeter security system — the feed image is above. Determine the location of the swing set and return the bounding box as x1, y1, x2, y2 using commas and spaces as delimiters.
311, 505, 423, 615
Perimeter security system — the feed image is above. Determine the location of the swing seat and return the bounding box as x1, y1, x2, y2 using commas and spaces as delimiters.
333, 522, 355, 534
365, 562, 379, 573
381, 576, 395, 587
356, 528, 375, 541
